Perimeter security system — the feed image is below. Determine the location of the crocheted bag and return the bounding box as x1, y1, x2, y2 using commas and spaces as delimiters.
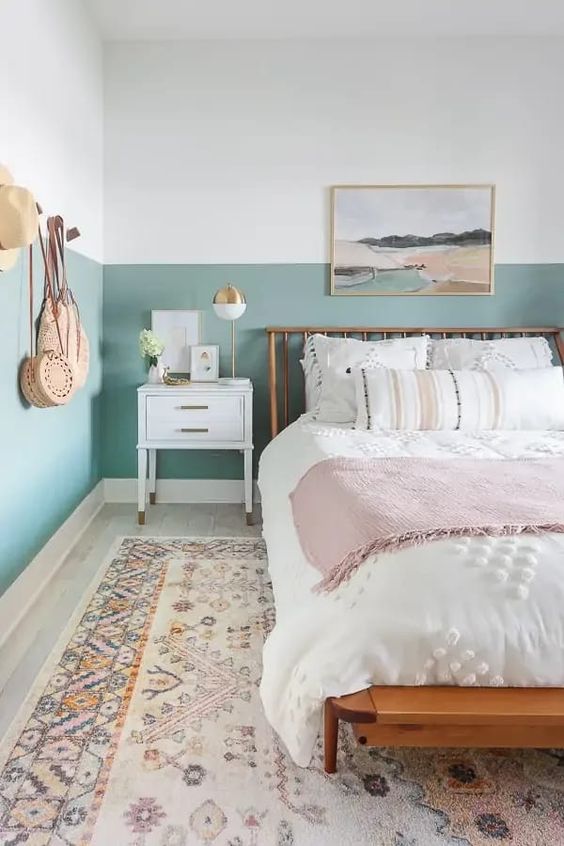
19, 233, 75, 407
37, 215, 89, 388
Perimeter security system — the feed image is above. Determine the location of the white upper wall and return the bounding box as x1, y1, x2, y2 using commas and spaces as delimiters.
104, 38, 564, 265
0, 0, 103, 261
88, 0, 564, 40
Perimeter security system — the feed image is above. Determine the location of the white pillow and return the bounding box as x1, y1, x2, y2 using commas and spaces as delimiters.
354, 366, 564, 431
430, 336, 553, 370
311, 334, 429, 423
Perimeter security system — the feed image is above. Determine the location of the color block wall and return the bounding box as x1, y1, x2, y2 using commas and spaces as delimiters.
102, 263, 564, 481
101, 37, 564, 485
4, 24, 564, 601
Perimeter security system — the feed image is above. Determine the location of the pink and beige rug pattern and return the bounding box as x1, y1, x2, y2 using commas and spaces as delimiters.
1, 537, 564, 845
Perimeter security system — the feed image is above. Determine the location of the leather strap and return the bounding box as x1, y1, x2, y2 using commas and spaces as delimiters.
38, 223, 64, 354
57, 218, 81, 357
46, 216, 65, 355
47, 214, 81, 358
55, 217, 67, 292
47, 216, 62, 299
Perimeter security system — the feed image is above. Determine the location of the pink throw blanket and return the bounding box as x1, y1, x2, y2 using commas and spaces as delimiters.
290, 457, 564, 592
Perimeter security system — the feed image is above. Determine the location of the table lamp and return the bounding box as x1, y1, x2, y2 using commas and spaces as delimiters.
212, 283, 249, 385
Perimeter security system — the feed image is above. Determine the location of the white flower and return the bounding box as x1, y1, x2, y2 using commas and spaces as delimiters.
139, 329, 165, 360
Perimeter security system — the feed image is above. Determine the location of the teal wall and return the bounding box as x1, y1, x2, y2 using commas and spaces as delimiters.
1, 249, 103, 594
103, 263, 564, 481
2, 257, 561, 595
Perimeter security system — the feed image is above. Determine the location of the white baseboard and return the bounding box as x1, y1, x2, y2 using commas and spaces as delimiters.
104, 477, 261, 504
0, 481, 104, 652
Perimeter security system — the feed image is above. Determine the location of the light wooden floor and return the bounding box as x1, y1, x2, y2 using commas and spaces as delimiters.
0, 503, 262, 742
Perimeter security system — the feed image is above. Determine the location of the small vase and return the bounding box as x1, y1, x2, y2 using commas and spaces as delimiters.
148, 360, 164, 384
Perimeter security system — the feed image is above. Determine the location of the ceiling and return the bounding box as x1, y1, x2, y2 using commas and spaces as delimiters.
85, 0, 564, 40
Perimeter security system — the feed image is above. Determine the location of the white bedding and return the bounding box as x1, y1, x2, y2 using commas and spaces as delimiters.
258, 417, 564, 767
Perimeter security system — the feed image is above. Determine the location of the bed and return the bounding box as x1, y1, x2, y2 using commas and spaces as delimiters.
258, 326, 564, 772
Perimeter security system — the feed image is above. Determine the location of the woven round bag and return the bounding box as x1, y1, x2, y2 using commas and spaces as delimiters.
38, 295, 89, 388
20, 357, 50, 407
43, 299, 89, 388
20, 351, 75, 407
37, 350, 74, 405
37, 217, 89, 388
20, 239, 75, 408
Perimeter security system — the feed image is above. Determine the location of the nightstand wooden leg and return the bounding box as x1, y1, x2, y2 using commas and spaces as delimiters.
244, 448, 253, 524
138, 448, 148, 523
149, 449, 157, 505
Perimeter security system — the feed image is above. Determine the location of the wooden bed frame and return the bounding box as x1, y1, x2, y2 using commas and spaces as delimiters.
266, 325, 564, 773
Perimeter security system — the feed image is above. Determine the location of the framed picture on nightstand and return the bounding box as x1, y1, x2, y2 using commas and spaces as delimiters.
190, 344, 220, 382
151, 310, 201, 374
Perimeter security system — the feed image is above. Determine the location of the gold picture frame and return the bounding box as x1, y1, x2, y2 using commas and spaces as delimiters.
330, 184, 495, 296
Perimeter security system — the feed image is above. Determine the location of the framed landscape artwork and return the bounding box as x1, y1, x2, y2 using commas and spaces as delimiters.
331, 184, 495, 296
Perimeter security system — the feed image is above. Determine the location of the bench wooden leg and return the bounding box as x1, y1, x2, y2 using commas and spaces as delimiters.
324, 689, 378, 772
324, 698, 339, 774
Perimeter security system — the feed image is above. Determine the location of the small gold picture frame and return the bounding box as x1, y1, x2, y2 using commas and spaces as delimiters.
190, 344, 220, 382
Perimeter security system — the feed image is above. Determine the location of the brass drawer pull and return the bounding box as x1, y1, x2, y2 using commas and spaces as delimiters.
178, 405, 209, 410
179, 427, 209, 433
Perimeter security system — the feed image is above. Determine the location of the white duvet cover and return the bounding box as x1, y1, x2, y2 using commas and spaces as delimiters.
258, 417, 564, 766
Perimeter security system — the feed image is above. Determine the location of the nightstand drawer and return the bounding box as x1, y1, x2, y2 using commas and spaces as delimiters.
146, 394, 243, 442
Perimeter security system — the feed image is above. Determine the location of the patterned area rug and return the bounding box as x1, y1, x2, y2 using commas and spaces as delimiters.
1, 537, 564, 846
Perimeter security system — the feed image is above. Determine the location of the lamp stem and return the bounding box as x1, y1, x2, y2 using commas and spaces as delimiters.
232, 320, 235, 379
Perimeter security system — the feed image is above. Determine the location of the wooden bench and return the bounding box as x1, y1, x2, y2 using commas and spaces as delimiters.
324, 686, 564, 773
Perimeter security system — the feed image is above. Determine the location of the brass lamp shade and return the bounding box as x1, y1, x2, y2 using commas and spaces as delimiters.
213, 283, 246, 306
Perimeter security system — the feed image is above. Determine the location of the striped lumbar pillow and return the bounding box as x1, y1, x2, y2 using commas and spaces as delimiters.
354, 366, 564, 431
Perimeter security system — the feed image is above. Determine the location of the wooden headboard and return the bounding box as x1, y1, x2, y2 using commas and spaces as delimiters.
266, 326, 564, 439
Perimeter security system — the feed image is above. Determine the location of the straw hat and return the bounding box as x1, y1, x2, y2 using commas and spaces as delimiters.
0, 165, 13, 186
0, 166, 18, 271
0, 164, 38, 272
0, 185, 38, 250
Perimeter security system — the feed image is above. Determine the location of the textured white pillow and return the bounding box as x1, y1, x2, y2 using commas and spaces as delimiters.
430, 336, 553, 370
355, 366, 564, 431
312, 334, 429, 423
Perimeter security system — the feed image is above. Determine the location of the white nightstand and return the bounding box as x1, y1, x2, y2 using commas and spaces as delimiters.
137, 381, 253, 525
